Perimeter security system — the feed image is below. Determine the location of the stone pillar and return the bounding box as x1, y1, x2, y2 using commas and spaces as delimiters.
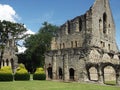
116, 71, 120, 86
83, 68, 89, 81
9, 60, 11, 67
52, 55, 57, 79
79, 59, 89, 82
4, 60, 7, 66
98, 68, 104, 84
63, 54, 69, 82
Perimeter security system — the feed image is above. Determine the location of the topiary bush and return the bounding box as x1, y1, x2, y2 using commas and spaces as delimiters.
0, 66, 13, 81
33, 67, 46, 80
14, 64, 30, 81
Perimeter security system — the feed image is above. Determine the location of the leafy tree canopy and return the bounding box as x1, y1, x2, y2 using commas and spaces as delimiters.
0, 20, 27, 48
19, 22, 59, 72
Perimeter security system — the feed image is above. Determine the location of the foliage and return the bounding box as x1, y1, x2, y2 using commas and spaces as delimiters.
14, 64, 30, 80
18, 22, 59, 73
0, 66, 13, 81
33, 67, 46, 80
0, 20, 27, 46
0, 20, 28, 69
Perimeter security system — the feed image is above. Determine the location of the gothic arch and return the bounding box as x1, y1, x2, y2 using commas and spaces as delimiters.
89, 67, 98, 81
58, 67, 63, 79
99, 18, 102, 32
69, 68, 75, 80
103, 13, 107, 34
11, 58, 14, 70
47, 65, 53, 79
6, 59, 9, 66
101, 63, 116, 85
79, 18, 82, 31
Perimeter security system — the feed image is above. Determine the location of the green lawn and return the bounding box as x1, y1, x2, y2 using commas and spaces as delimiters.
0, 81, 120, 90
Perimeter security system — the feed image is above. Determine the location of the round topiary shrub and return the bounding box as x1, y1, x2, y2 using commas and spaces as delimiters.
33, 67, 46, 80
14, 64, 30, 81
0, 66, 13, 81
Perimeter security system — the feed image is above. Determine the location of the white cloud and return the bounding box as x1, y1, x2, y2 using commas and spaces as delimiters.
0, 4, 20, 22
0, 4, 35, 53
17, 46, 27, 54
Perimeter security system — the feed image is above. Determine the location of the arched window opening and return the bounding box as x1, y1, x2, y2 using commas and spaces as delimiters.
75, 41, 78, 47
100, 41, 105, 48
71, 41, 73, 48
3, 60, 4, 66
108, 24, 111, 34
79, 18, 82, 31
103, 66, 116, 85
103, 13, 107, 34
69, 68, 75, 80
47, 67, 52, 79
89, 67, 98, 81
6, 59, 9, 66
11, 58, 14, 70
63, 43, 65, 49
59, 68, 63, 79
99, 19, 102, 32
60, 43, 61, 49
108, 44, 110, 51
67, 21, 70, 34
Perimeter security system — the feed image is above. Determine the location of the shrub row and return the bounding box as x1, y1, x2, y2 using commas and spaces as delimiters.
0, 64, 46, 81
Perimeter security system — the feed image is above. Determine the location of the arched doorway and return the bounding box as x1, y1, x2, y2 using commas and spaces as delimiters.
59, 67, 63, 79
11, 59, 14, 69
89, 67, 98, 81
47, 67, 52, 79
6, 59, 9, 66
103, 66, 116, 85
69, 68, 75, 80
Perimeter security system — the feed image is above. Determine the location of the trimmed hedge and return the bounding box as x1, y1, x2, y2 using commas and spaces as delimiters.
14, 64, 30, 81
14, 73, 30, 80
0, 66, 13, 81
0, 73, 13, 81
33, 67, 46, 80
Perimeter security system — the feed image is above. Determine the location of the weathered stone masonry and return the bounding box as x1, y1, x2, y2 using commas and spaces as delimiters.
45, 0, 120, 85
0, 37, 18, 72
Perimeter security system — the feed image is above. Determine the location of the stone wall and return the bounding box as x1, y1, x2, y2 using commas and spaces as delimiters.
45, 0, 120, 85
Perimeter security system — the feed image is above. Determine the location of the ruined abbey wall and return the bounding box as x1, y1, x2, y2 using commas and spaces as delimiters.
45, 0, 120, 85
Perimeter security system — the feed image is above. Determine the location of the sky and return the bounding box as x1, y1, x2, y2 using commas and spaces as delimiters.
0, 0, 120, 52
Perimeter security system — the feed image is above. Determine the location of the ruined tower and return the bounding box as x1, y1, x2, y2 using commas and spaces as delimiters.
45, 0, 120, 85
0, 32, 18, 72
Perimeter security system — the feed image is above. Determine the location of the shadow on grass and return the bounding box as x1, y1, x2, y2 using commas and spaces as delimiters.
105, 81, 116, 86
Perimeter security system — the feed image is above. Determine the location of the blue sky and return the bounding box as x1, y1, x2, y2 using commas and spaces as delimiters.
0, 0, 120, 50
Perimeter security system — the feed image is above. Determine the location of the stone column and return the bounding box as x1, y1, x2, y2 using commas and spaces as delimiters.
98, 68, 104, 84
116, 71, 120, 86
63, 54, 69, 82
9, 60, 11, 67
4, 60, 7, 66
52, 55, 57, 79
83, 68, 89, 82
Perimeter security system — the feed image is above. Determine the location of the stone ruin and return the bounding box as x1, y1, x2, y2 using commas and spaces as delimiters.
45, 0, 120, 85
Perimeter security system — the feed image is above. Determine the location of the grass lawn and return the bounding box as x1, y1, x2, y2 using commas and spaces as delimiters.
0, 80, 120, 90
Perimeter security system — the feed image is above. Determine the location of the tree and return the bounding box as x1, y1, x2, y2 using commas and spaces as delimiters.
21, 22, 59, 73
0, 20, 28, 68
